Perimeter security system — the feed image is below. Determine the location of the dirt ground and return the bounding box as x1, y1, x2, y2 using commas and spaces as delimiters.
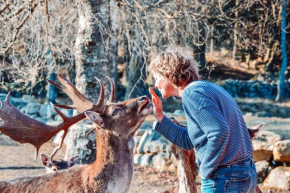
1, 115, 290, 192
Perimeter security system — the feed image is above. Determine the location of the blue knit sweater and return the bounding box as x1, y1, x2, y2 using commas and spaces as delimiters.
154, 80, 253, 179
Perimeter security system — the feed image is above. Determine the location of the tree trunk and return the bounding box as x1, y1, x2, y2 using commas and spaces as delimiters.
195, 24, 206, 75
108, 0, 119, 93
75, 0, 110, 102
210, 26, 214, 56
66, 0, 111, 164
46, 72, 56, 103
276, 0, 288, 102
233, 0, 239, 59
124, 52, 147, 99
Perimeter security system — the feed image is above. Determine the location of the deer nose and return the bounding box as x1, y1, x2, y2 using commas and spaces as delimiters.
139, 96, 148, 101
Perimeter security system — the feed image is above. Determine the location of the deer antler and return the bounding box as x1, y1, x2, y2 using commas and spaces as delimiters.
0, 74, 107, 162
0, 92, 85, 160
85, 76, 116, 137
105, 76, 115, 103
48, 74, 93, 112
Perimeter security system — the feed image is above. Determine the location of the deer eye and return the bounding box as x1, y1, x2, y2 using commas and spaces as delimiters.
112, 109, 119, 116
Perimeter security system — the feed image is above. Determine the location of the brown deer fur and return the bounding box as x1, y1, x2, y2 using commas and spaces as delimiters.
0, 75, 152, 193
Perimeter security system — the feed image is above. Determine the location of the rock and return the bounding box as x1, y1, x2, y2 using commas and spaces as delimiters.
255, 160, 269, 183
165, 112, 173, 117
134, 136, 142, 147
137, 128, 167, 154
46, 119, 61, 125
273, 140, 290, 163
173, 110, 184, 116
0, 93, 28, 107
263, 166, 290, 190
143, 140, 169, 155
134, 154, 154, 166
10, 97, 29, 109
140, 123, 152, 130
20, 107, 26, 114
253, 151, 273, 162
65, 124, 96, 164
54, 109, 71, 121
21, 94, 36, 102
34, 117, 47, 123
26, 102, 41, 114
141, 129, 170, 155
135, 123, 151, 136
134, 154, 143, 165
39, 104, 57, 119
151, 153, 168, 171
253, 131, 283, 162
29, 113, 39, 119
277, 108, 287, 118
137, 130, 152, 154
254, 111, 272, 118
167, 162, 177, 173
0, 93, 6, 101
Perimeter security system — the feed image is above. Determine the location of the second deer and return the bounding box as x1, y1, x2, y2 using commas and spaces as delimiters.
0, 75, 152, 193
41, 154, 80, 173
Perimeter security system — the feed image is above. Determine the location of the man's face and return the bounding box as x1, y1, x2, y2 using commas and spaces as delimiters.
153, 73, 177, 99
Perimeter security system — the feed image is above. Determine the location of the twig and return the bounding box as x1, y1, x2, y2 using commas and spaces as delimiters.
3, 1, 39, 55
0, 2, 9, 15
44, 0, 57, 73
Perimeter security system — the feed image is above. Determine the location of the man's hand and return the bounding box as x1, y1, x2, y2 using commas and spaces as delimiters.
149, 87, 164, 122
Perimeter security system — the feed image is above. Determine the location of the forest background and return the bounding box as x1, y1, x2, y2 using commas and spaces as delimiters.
0, 0, 289, 108
1, 1, 290, 191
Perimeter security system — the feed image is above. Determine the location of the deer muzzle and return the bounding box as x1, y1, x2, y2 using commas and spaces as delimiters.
138, 96, 151, 115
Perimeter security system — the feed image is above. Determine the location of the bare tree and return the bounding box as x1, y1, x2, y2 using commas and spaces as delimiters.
276, 0, 288, 101
0, 0, 78, 93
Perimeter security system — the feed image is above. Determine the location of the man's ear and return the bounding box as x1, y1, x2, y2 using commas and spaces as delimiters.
68, 155, 80, 167
85, 111, 105, 127
41, 154, 52, 167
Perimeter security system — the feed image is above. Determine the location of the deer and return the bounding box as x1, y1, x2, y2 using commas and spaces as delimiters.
163, 118, 263, 193
41, 154, 80, 173
0, 74, 152, 193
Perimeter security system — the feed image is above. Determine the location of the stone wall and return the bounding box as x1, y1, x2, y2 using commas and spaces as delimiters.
218, 79, 290, 99
135, 122, 290, 191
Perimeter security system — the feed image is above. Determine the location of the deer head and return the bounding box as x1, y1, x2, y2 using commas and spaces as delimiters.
41, 154, 80, 173
85, 96, 151, 137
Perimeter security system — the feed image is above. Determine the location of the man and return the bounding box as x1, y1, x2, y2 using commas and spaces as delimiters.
148, 48, 257, 193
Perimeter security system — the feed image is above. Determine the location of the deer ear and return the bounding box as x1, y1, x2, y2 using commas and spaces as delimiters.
68, 155, 80, 167
85, 111, 105, 127
41, 154, 52, 167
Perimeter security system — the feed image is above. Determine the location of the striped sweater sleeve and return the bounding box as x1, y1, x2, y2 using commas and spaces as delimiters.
154, 116, 194, 150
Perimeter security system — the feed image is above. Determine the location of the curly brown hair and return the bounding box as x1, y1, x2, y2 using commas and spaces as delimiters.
148, 49, 199, 87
